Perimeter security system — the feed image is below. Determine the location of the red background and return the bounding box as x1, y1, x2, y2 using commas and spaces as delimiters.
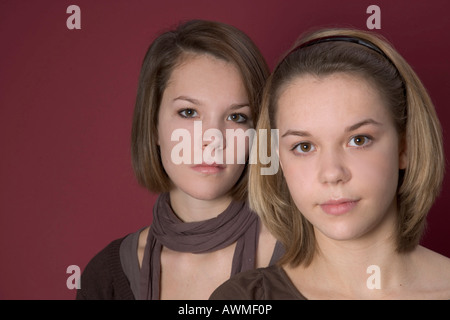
1, 0, 449, 300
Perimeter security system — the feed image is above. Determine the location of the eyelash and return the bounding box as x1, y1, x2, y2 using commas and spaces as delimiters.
291, 141, 315, 155
348, 135, 373, 148
291, 135, 373, 155
178, 108, 198, 118
227, 113, 248, 123
177, 109, 249, 123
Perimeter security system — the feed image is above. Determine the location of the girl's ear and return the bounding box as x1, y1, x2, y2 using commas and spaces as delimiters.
399, 135, 408, 169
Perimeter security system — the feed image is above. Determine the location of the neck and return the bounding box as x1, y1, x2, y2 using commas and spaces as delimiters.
289, 208, 415, 299
168, 189, 233, 222
312, 233, 409, 297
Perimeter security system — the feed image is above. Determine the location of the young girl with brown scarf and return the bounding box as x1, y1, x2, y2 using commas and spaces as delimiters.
76, 19, 283, 300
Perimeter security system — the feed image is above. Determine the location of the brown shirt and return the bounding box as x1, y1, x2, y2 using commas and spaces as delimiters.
209, 264, 307, 300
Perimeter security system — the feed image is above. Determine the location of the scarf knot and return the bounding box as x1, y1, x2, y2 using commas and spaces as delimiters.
139, 193, 260, 299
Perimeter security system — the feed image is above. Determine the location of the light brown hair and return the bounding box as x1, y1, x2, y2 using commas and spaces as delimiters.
131, 20, 269, 200
249, 28, 444, 267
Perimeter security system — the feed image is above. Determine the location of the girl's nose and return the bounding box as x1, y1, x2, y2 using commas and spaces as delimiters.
317, 148, 351, 185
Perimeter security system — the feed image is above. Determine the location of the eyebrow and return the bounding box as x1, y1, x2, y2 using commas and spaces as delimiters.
173, 95, 250, 110
173, 96, 201, 105
345, 119, 382, 132
281, 118, 382, 138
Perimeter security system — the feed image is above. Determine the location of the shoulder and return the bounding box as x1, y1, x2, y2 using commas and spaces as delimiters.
209, 265, 303, 300
81, 237, 125, 279
413, 246, 450, 299
209, 267, 269, 300
76, 236, 133, 300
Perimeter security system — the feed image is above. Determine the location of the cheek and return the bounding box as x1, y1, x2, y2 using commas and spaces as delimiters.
347, 144, 401, 210
280, 155, 315, 204
157, 126, 175, 161
360, 136, 401, 179
356, 151, 400, 194
158, 118, 196, 156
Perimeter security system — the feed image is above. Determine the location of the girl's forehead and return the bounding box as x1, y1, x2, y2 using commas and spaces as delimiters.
275, 73, 394, 128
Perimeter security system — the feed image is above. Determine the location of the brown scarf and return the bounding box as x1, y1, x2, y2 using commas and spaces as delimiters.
139, 192, 260, 300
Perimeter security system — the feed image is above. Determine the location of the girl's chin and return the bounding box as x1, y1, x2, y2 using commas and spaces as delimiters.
172, 186, 233, 202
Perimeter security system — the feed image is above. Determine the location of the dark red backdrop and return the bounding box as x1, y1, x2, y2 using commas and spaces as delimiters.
1, 0, 449, 299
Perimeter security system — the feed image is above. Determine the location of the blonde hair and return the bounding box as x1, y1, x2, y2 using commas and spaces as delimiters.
131, 20, 269, 200
249, 28, 444, 267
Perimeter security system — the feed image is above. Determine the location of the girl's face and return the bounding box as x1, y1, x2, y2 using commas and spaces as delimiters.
276, 73, 407, 242
157, 53, 252, 202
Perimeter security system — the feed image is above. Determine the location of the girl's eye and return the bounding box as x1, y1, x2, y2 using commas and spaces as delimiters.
227, 113, 248, 123
348, 135, 371, 147
292, 142, 315, 154
178, 109, 198, 118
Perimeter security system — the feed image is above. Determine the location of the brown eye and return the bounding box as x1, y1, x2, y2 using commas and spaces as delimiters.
178, 109, 198, 118
354, 136, 366, 145
293, 142, 315, 154
300, 143, 311, 151
227, 113, 248, 123
349, 135, 371, 147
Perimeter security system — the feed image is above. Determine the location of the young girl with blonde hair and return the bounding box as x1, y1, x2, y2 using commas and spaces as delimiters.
210, 27, 450, 299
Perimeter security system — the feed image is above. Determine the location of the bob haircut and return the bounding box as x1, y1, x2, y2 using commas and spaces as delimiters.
249, 28, 445, 267
131, 20, 269, 200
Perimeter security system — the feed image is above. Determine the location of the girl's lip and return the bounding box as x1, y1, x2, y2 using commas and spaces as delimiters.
319, 199, 360, 215
191, 163, 226, 174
